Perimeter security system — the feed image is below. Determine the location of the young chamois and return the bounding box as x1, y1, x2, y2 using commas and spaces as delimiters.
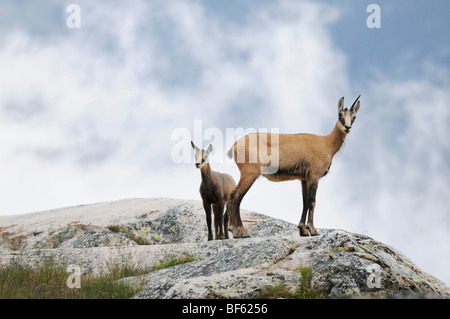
191, 141, 236, 240
226, 96, 361, 238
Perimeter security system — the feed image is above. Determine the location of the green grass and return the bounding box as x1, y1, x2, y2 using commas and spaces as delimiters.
151, 255, 196, 271
258, 267, 324, 299
0, 255, 196, 299
0, 263, 139, 299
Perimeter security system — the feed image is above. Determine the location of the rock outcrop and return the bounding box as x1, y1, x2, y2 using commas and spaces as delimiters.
0, 198, 448, 298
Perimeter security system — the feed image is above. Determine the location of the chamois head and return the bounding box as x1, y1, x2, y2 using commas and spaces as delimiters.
191, 141, 213, 169
337, 95, 360, 134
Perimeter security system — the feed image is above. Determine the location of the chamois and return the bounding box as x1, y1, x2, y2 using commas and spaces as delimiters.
226, 96, 361, 238
191, 141, 236, 240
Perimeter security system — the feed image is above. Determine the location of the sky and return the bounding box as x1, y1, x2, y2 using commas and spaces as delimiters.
0, 0, 449, 285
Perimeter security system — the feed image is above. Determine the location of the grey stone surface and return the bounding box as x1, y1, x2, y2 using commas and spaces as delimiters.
0, 198, 449, 298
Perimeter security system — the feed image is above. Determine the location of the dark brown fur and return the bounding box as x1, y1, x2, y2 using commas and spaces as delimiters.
192, 142, 236, 240
199, 163, 236, 240
275, 159, 311, 179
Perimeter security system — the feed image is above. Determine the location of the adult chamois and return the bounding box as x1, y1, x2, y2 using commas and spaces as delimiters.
226, 96, 361, 238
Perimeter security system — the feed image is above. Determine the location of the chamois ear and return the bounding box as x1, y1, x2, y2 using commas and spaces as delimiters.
338, 97, 344, 112
191, 141, 199, 152
206, 144, 213, 155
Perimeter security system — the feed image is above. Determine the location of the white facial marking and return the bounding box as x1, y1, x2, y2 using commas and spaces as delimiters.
194, 149, 209, 168
338, 109, 355, 133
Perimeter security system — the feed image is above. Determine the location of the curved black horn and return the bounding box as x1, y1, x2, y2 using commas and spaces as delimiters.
350, 94, 361, 110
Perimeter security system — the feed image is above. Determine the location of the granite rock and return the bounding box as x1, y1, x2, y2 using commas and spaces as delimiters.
0, 198, 448, 299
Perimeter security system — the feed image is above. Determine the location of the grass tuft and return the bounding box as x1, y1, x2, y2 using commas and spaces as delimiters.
258, 267, 324, 299
0, 262, 139, 299
0, 254, 196, 299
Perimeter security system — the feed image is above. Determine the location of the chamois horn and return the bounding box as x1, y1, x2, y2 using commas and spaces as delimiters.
350, 94, 361, 111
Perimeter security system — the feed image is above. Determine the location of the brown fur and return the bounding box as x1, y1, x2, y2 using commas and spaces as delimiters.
192, 142, 236, 240
226, 96, 360, 238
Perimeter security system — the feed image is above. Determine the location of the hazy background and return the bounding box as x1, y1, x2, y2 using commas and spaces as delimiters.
0, 1, 449, 285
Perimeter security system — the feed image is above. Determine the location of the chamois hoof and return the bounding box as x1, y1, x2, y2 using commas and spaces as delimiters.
232, 234, 251, 239
298, 225, 309, 237
230, 226, 249, 239
299, 232, 309, 237
306, 225, 319, 237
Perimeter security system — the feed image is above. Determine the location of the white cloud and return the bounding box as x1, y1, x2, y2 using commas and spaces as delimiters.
337, 76, 450, 285
0, 0, 449, 286
0, 4, 354, 274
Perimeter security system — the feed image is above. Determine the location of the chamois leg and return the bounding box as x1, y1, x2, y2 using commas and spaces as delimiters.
223, 206, 229, 239
227, 172, 258, 238
212, 204, 220, 240
213, 203, 225, 240
218, 203, 227, 239
298, 180, 309, 236
203, 201, 213, 241
306, 181, 319, 236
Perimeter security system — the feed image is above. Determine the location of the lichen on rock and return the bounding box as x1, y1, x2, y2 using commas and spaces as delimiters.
0, 198, 449, 299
